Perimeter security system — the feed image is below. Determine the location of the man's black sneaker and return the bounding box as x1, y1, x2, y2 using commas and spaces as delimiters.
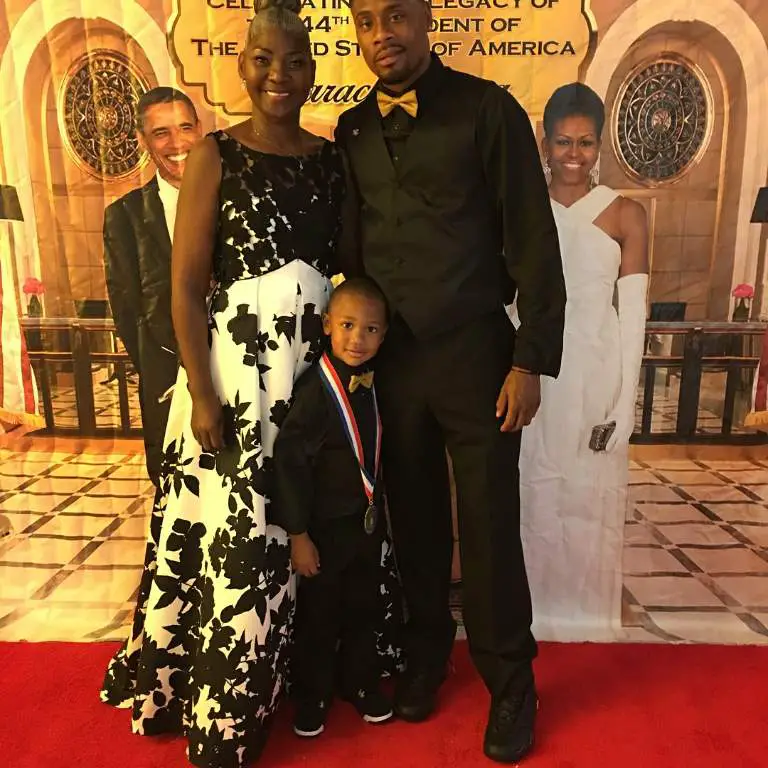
483, 682, 539, 763
393, 667, 446, 722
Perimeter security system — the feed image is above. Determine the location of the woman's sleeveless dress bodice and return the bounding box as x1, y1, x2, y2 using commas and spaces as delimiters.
213, 131, 344, 285
547, 184, 623, 456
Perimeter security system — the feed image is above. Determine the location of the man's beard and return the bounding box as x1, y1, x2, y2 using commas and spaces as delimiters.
378, 64, 410, 86
378, 55, 425, 88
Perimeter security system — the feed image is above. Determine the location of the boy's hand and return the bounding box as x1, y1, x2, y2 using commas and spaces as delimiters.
290, 533, 320, 577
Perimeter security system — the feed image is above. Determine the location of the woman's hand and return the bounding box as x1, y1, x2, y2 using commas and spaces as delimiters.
605, 408, 635, 453
190, 390, 224, 452
290, 533, 321, 578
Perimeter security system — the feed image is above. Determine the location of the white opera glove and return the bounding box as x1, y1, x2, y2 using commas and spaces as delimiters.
604, 273, 649, 453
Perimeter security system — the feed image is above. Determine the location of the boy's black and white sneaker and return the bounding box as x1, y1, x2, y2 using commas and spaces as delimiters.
349, 689, 394, 724
293, 698, 328, 737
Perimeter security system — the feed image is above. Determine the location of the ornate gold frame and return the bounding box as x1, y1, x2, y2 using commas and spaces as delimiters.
611, 54, 714, 187
57, 49, 151, 182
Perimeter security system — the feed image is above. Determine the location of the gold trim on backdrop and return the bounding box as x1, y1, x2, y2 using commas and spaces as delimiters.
57, 50, 151, 182
613, 188, 717, 201
612, 54, 714, 188
167, 5, 250, 119
647, 196, 657, 275
705, 51, 730, 318
630, 443, 768, 462
577, 1, 599, 83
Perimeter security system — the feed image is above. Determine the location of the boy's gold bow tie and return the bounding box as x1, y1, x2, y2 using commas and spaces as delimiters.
349, 371, 374, 393
377, 90, 418, 118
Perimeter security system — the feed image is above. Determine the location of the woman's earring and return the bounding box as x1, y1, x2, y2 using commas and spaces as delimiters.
241, 78, 247, 89
589, 157, 600, 189
543, 158, 552, 185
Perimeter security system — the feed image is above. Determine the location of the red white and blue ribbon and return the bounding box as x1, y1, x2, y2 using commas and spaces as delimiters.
318, 352, 381, 503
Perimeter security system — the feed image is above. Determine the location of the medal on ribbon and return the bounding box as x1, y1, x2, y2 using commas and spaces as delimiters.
318, 353, 381, 535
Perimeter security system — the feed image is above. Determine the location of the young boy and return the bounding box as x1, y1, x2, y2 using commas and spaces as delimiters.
272, 276, 394, 737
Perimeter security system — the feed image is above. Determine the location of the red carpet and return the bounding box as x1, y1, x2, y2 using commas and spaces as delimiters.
1, 640, 766, 767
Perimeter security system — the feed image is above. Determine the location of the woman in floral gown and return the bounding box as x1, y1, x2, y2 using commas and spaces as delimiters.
101, 2, 347, 765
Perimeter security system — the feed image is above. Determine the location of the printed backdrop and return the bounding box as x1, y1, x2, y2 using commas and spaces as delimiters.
171, 0, 593, 127
0, 0, 767, 648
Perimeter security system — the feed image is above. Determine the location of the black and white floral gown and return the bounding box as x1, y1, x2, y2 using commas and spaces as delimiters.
101, 132, 345, 767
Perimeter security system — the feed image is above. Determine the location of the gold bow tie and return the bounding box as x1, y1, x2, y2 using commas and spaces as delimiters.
377, 89, 418, 118
349, 371, 374, 393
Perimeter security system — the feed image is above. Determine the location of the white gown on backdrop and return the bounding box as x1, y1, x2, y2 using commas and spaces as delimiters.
517, 185, 629, 642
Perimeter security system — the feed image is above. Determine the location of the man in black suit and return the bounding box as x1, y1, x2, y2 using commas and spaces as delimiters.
103, 87, 202, 486
336, 0, 566, 762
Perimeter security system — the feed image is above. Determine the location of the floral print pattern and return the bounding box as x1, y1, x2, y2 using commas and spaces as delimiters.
101, 134, 343, 768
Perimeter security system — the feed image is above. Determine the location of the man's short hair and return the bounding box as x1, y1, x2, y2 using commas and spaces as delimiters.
135, 87, 198, 133
327, 276, 390, 323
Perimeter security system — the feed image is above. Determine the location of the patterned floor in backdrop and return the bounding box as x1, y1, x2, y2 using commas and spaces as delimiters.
1, 445, 767, 644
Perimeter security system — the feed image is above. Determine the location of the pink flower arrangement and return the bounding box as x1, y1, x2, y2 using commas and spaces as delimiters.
732, 283, 754, 300
22, 277, 45, 296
